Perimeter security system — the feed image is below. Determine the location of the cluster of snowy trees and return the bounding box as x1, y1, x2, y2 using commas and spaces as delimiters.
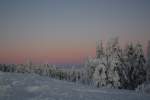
84, 38, 150, 90
0, 38, 150, 90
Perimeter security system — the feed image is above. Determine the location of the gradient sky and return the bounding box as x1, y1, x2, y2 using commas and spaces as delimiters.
0, 0, 150, 64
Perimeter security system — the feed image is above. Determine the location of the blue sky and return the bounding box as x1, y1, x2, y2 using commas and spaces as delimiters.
0, 0, 150, 64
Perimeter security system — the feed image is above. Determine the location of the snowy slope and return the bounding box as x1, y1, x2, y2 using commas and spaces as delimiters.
0, 72, 149, 100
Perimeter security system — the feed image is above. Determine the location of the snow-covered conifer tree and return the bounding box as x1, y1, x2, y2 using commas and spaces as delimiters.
96, 40, 104, 59
84, 56, 98, 85
105, 37, 120, 88
118, 43, 146, 89
93, 37, 121, 88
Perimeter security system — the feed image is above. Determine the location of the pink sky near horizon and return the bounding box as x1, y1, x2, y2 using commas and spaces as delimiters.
0, 40, 96, 64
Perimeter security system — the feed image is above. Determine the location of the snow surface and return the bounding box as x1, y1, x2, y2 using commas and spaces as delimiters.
0, 72, 150, 100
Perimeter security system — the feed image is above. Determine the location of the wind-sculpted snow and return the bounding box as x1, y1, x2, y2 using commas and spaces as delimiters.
0, 72, 149, 100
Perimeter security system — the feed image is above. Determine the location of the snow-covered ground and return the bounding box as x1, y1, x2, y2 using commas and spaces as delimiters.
0, 72, 149, 100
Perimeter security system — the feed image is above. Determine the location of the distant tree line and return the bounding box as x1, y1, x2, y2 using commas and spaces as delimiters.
0, 37, 150, 90
0, 63, 84, 83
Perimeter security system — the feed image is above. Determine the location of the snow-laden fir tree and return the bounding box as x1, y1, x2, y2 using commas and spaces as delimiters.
104, 37, 120, 88
84, 56, 98, 85
93, 40, 106, 87
93, 38, 121, 88
118, 43, 146, 89
96, 40, 104, 59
